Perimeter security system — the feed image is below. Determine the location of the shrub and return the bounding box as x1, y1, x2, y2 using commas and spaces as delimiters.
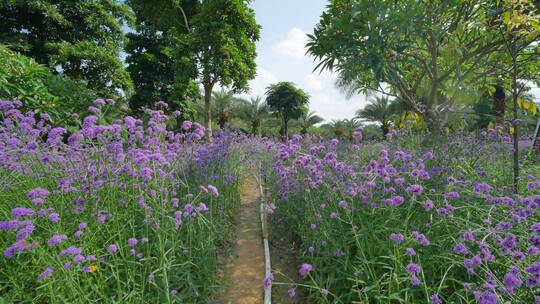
0, 45, 96, 123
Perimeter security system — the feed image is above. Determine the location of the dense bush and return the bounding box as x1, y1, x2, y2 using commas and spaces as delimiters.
0, 46, 97, 123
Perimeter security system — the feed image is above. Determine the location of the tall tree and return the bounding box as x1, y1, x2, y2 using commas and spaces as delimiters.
191, 0, 260, 138
356, 96, 396, 136
265, 82, 310, 140
307, 0, 508, 130
0, 0, 133, 97
496, 0, 540, 193
126, 0, 200, 114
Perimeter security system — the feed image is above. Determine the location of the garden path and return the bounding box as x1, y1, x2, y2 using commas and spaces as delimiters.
218, 177, 264, 304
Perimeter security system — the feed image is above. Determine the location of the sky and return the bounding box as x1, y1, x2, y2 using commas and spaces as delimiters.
242, 0, 369, 121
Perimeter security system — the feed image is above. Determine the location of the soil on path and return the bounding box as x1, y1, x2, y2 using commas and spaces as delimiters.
218, 177, 265, 304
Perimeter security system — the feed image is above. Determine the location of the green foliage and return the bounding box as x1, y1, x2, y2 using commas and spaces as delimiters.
128, 0, 196, 31
473, 95, 496, 129
0, 0, 133, 98
356, 96, 399, 136
319, 118, 362, 140
48, 41, 132, 97
306, 0, 533, 128
265, 82, 310, 139
234, 96, 269, 135
297, 111, 324, 135
126, 0, 200, 114
0, 45, 96, 122
192, 0, 261, 136
362, 124, 383, 140
193, 0, 260, 93
211, 89, 235, 129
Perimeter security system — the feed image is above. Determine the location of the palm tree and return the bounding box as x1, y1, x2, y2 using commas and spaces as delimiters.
327, 119, 346, 138
324, 119, 361, 140
212, 89, 235, 129
235, 96, 269, 135
342, 118, 363, 141
356, 96, 397, 136
299, 111, 324, 135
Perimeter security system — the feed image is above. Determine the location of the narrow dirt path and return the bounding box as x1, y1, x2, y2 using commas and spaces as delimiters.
218, 177, 265, 304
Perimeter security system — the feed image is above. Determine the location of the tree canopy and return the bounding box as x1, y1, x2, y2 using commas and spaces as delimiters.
266, 82, 310, 140
125, 0, 200, 114
306, 0, 540, 129
193, 0, 260, 138
0, 0, 133, 97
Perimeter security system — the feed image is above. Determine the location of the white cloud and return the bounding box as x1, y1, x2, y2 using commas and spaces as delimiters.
309, 91, 369, 122
239, 24, 370, 120
272, 27, 308, 60
243, 66, 277, 98
304, 74, 323, 91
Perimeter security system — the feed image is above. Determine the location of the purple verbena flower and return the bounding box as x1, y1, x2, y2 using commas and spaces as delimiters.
299, 263, 313, 277
263, 272, 274, 290
27, 188, 49, 199
107, 244, 118, 254
11, 207, 35, 219
48, 213, 60, 223
406, 247, 416, 257
37, 267, 54, 281
60, 246, 82, 256
390, 233, 405, 244
47, 234, 67, 246
431, 294, 442, 304
406, 263, 421, 274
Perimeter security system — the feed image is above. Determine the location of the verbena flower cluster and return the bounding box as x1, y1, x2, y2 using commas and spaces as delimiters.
0, 99, 247, 303
267, 131, 540, 304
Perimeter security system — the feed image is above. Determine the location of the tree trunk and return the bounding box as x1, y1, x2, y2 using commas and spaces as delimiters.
493, 84, 505, 125
217, 112, 226, 130
511, 39, 519, 194
381, 123, 389, 137
426, 14, 440, 137
203, 84, 213, 140
252, 120, 260, 136
281, 113, 288, 141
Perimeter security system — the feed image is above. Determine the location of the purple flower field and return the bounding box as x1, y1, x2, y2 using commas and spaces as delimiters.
264, 131, 540, 303
0, 99, 247, 303
2, 99, 540, 304
4, 0, 540, 303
